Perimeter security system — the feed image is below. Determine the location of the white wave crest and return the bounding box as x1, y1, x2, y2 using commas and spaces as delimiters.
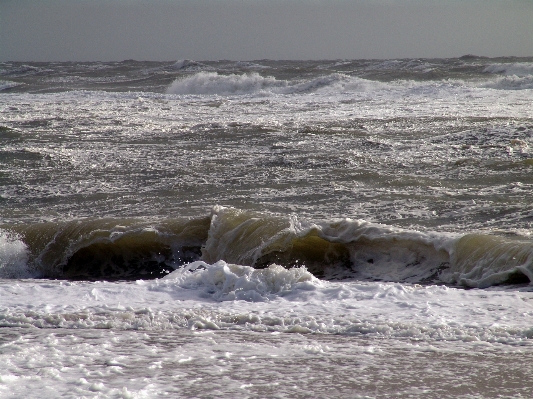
164, 261, 318, 302
0, 80, 21, 91
483, 75, 533, 90
483, 63, 533, 77
202, 206, 456, 284
235, 61, 269, 69
166, 72, 286, 95
481, 62, 533, 90
171, 59, 196, 70
166, 72, 383, 96
168, 59, 212, 71
0, 230, 32, 278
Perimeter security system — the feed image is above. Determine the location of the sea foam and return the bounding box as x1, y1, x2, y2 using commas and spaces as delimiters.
0, 230, 32, 278
164, 260, 317, 302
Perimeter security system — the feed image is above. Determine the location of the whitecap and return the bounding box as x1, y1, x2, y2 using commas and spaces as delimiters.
163, 261, 318, 302
483, 62, 533, 77
0, 80, 21, 91
166, 72, 286, 95
0, 230, 32, 278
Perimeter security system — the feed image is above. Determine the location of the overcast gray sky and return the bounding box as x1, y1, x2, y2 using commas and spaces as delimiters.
1, 0, 533, 61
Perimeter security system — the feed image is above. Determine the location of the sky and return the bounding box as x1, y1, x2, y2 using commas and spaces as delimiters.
1, 0, 533, 62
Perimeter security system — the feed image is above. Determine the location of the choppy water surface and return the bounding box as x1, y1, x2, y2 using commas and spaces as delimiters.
1, 57, 533, 397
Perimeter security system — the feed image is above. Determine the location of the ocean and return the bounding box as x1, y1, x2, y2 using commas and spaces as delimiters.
1, 57, 533, 398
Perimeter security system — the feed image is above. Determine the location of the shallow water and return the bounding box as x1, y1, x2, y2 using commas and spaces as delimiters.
2, 328, 532, 399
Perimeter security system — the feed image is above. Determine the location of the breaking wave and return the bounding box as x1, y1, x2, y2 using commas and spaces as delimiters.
168, 59, 212, 71
165, 72, 383, 95
482, 63, 533, 90
0, 230, 32, 278
166, 72, 285, 95
164, 261, 317, 302
2, 206, 533, 288
0, 80, 21, 91
484, 63, 533, 77
483, 75, 533, 90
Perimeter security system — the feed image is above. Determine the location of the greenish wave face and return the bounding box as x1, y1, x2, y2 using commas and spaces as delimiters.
1, 207, 531, 288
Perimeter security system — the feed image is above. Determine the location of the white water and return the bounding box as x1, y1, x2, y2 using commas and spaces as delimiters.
0, 230, 31, 279
166, 70, 533, 96
1, 262, 533, 397
2, 261, 533, 339
484, 62, 533, 77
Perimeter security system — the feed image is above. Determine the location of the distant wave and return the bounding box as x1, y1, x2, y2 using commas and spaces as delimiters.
234, 61, 270, 69
483, 63, 533, 77
166, 72, 286, 95
167, 69, 533, 97
166, 72, 384, 95
481, 63, 533, 90
288, 74, 385, 93
0, 80, 21, 91
168, 59, 213, 72
482, 75, 533, 90
0, 64, 44, 76
2, 206, 533, 288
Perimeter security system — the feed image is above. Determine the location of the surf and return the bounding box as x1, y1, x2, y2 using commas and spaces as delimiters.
2, 206, 532, 288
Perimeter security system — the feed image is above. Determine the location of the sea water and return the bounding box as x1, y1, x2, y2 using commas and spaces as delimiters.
1, 57, 533, 398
